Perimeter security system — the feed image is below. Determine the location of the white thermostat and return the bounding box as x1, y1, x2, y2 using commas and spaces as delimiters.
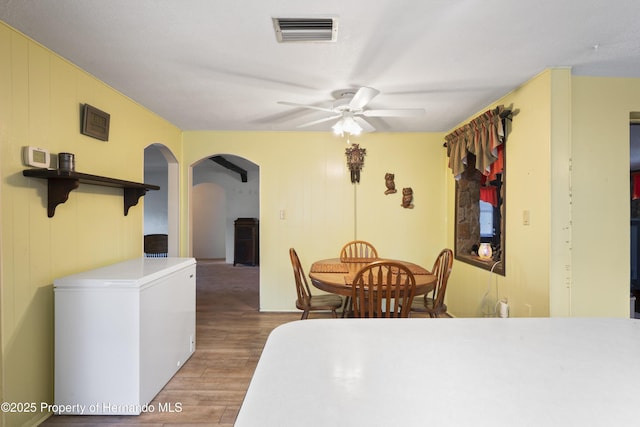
22, 146, 51, 168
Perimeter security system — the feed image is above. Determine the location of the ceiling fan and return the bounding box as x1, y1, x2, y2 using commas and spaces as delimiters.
278, 87, 425, 136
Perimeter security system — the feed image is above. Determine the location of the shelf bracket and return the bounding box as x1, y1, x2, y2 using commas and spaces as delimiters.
124, 188, 148, 216
48, 178, 80, 218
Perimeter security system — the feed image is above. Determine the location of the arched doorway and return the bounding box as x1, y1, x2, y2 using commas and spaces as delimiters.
144, 144, 179, 256
190, 154, 259, 262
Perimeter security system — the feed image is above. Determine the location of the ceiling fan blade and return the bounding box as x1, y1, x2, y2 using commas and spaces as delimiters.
363, 108, 425, 117
354, 116, 376, 133
278, 101, 335, 113
297, 114, 342, 128
349, 87, 380, 110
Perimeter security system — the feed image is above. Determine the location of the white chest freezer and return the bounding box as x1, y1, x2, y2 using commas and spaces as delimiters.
54, 257, 196, 415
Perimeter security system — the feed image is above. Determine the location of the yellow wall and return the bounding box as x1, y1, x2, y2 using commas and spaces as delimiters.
444, 69, 635, 319
570, 76, 640, 316
444, 70, 555, 318
182, 131, 447, 311
0, 23, 182, 426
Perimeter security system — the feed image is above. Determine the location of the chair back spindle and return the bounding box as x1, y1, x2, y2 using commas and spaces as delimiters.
407, 248, 454, 318
340, 240, 378, 263
290, 248, 312, 306
351, 261, 416, 318
428, 249, 454, 309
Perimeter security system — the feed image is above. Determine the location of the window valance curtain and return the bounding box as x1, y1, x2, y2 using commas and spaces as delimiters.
445, 105, 506, 180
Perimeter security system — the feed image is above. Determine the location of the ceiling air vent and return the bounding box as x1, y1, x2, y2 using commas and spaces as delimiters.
272, 17, 338, 43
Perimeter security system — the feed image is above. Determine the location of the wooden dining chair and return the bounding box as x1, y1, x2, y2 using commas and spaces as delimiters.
339, 240, 378, 317
289, 248, 343, 320
408, 248, 453, 318
351, 261, 416, 318
339, 240, 378, 262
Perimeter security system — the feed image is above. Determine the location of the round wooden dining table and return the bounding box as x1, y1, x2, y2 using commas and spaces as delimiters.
308, 258, 436, 297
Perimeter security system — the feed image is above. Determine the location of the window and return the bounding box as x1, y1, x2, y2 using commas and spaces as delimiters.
454, 153, 505, 275
446, 106, 510, 275
479, 200, 494, 239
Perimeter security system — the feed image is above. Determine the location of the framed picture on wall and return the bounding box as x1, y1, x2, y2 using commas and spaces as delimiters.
81, 103, 110, 141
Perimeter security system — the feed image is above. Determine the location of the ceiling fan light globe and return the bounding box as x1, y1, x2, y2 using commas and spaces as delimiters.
332, 120, 344, 136
341, 116, 362, 136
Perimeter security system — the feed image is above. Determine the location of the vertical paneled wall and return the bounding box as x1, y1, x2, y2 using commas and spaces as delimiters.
0, 23, 182, 426
182, 131, 447, 311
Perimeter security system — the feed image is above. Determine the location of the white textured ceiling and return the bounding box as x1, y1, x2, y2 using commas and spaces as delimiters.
1, 0, 640, 134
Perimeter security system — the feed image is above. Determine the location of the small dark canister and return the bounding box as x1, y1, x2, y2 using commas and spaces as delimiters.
58, 152, 75, 171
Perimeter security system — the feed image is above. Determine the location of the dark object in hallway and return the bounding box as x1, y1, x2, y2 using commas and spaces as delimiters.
144, 234, 168, 257
234, 218, 259, 266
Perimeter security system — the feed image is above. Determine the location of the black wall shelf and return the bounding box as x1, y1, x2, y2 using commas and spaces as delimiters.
23, 169, 160, 217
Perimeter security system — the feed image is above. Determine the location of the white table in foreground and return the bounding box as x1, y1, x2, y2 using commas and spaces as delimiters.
235, 317, 640, 427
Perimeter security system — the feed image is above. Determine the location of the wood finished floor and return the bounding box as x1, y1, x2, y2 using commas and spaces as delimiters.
40, 259, 322, 427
